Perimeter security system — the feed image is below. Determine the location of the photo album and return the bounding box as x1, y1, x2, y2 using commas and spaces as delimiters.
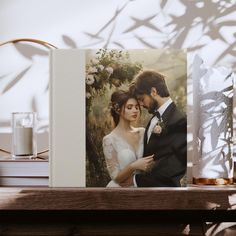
49, 49, 187, 187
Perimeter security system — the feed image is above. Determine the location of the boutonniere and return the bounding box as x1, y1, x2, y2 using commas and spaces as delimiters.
152, 121, 166, 135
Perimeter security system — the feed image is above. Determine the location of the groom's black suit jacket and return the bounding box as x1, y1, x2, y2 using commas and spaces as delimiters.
135, 102, 187, 187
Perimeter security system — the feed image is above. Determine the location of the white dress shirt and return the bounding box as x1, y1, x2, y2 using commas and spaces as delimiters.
147, 98, 173, 142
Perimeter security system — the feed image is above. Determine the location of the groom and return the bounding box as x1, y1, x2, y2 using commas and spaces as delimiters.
128, 70, 187, 187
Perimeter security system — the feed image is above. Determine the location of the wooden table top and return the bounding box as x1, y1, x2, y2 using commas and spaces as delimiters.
0, 186, 235, 210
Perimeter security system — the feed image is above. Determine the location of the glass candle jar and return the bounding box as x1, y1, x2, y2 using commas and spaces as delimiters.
11, 112, 37, 159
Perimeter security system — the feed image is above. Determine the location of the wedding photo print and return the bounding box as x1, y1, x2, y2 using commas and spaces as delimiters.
86, 49, 187, 187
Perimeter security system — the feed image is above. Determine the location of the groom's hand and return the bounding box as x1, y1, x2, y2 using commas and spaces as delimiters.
119, 176, 133, 187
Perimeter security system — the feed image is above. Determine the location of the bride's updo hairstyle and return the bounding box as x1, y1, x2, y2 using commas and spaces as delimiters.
110, 90, 139, 126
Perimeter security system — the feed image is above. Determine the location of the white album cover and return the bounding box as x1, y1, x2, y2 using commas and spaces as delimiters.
49, 50, 86, 187
49, 49, 187, 187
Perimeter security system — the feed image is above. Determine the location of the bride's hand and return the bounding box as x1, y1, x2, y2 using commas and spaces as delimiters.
130, 154, 154, 171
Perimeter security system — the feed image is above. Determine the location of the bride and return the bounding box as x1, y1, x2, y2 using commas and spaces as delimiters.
103, 90, 154, 187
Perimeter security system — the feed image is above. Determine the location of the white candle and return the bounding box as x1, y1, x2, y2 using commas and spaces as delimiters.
14, 127, 33, 155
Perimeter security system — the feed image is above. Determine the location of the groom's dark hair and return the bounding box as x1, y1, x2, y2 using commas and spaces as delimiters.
130, 70, 170, 97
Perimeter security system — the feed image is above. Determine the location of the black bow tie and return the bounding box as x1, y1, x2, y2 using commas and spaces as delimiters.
153, 110, 161, 120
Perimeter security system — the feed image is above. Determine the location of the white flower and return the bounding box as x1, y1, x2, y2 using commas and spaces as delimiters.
87, 67, 98, 73
86, 92, 91, 99
91, 58, 99, 64
105, 67, 113, 75
98, 65, 104, 71
86, 74, 95, 85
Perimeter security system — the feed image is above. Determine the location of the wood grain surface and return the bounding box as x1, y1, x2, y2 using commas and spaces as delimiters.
0, 186, 235, 210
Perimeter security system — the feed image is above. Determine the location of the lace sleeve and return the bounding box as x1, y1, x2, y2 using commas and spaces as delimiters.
103, 136, 120, 180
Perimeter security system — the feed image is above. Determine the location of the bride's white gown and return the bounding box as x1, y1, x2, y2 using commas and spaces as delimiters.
102, 127, 145, 187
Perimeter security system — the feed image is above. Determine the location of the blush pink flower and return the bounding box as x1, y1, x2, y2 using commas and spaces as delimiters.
153, 124, 162, 134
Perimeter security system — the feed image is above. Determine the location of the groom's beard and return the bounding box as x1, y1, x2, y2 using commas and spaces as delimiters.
147, 97, 159, 114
